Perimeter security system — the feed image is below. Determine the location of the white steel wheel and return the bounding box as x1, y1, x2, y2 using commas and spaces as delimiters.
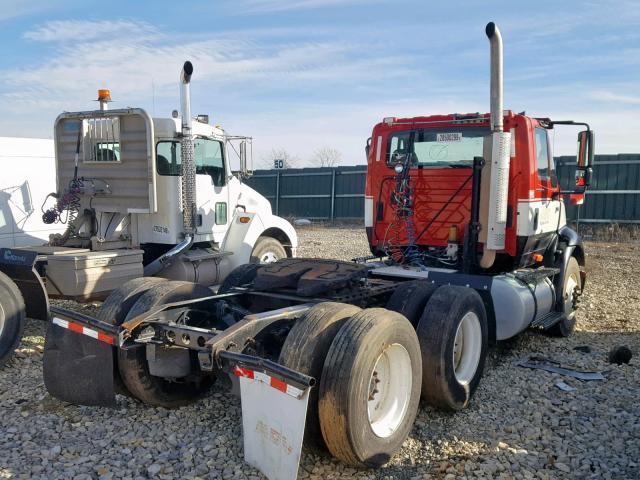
367, 343, 413, 438
452, 312, 482, 384
260, 251, 279, 264
548, 256, 582, 337
563, 273, 579, 317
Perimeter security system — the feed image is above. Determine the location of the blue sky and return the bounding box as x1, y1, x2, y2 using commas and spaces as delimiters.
0, 0, 638, 166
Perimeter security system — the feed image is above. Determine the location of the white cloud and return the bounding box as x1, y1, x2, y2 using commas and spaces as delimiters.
235, 0, 375, 13
0, 0, 52, 22
587, 90, 640, 105
23, 19, 160, 43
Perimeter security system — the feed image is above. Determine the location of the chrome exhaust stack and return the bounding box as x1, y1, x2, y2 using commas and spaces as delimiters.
479, 22, 511, 269
144, 61, 196, 276
486, 22, 504, 133
180, 61, 196, 236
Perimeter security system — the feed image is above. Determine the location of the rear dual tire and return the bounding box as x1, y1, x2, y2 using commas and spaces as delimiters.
278, 302, 362, 447
417, 285, 488, 411
0, 272, 26, 368
117, 281, 215, 408
318, 308, 422, 467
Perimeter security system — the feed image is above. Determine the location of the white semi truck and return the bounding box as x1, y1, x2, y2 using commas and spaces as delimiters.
0, 62, 297, 366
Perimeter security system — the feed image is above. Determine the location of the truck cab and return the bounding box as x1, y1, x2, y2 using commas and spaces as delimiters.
364, 111, 591, 273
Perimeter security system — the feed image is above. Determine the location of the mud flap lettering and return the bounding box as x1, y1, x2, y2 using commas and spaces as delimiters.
43, 321, 116, 407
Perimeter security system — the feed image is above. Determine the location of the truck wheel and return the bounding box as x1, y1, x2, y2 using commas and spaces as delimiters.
417, 285, 488, 411
279, 302, 361, 448
118, 281, 214, 408
318, 308, 422, 467
97, 277, 167, 396
0, 272, 26, 368
250, 236, 286, 264
386, 281, 438, 327
218, 263, 261, 294
548, 256, 581, 337
97, 277, 167, 325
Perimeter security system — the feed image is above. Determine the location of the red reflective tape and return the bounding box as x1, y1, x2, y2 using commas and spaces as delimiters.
270, 376, 287, 393
67, 322, 84, 334
234, 366, 254, 379
97, 332, 115, 345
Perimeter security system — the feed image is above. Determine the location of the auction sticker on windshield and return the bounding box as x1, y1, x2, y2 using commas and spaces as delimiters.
436, 132, 462, 142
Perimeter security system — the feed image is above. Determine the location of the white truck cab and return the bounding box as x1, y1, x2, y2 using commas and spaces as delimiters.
2, 62, 297, 304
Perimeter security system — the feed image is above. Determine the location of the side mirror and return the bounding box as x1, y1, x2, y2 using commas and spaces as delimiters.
575, 130, 594, 188
365, 137, 372, 160
239, 140, 249, 177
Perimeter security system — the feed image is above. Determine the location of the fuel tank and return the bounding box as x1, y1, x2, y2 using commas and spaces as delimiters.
491, 274, 555, 340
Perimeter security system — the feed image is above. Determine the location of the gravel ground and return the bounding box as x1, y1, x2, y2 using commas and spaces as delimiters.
1, 226, 638, 480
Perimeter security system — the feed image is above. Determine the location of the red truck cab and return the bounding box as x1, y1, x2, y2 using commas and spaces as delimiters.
364, 111, 586, 271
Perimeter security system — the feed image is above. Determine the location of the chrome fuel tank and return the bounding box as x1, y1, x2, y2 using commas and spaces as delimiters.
491, 275, 555, 340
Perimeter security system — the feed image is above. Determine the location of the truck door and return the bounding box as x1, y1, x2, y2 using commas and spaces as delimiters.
532, 127, 563, 235
194, 137, 230, 242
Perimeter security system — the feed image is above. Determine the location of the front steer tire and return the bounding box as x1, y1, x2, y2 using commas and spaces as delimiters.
250, 236, 287, 264
417, 285, 488, 411
0, 271, 26, 368
547, 256, 581, 337
318, 308, 422, 467
118, 281, 215, 408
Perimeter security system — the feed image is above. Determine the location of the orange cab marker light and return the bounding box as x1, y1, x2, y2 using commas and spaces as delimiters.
239, 216, 251, 224
532, 253, 544, 263
97, 89, 112, 101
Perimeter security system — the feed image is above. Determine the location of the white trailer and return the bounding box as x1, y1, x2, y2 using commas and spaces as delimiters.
0, 137, 65, 248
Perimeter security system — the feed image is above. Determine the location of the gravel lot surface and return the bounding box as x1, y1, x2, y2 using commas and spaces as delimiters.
1, 226, 638, 479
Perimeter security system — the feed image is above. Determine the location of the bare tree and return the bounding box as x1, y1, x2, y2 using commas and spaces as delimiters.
260, 148, 299, 169
311, 147, 342, 167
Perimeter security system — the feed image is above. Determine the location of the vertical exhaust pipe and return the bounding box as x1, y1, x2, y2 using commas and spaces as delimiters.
479, 22, 511, 269
486, 22, 503, 133
180, 61, 196, 235
144, 61, 196, 277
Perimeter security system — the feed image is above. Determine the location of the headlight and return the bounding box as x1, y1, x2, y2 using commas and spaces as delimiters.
394, 163, 404, 174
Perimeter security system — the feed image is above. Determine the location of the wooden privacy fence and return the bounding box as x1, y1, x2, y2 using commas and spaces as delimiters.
245, 154, 640, 223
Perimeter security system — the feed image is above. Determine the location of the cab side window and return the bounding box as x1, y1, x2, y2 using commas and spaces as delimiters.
194, 138, 225, 187
534, 128, 557, 186
156, 138, 226, 187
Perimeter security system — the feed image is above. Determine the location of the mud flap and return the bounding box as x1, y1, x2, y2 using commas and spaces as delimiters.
219, 351, 314, 480
43, 318, 116, 407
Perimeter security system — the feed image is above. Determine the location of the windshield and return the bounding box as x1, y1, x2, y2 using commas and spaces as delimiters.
387, 127, 488, 167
